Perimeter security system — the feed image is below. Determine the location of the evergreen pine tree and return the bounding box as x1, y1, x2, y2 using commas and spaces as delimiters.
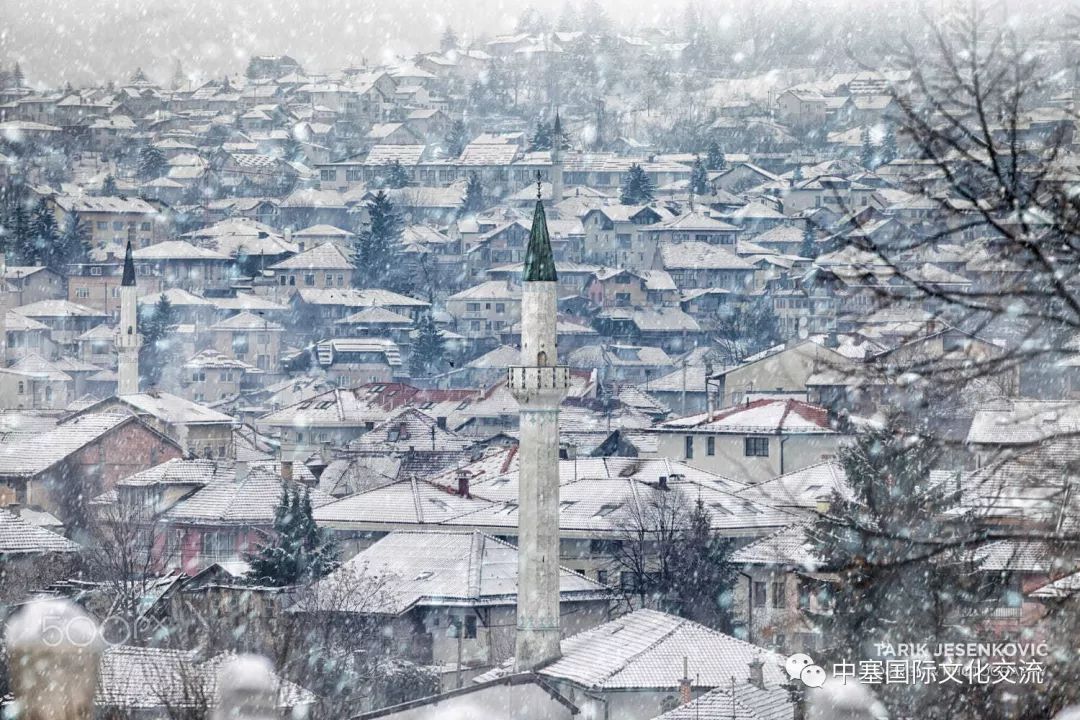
461, 172, 484, 216
860, 126, 875, 169
246, 485, 338, 586
355, 191, 404, 289
444, 120, 468, 158
809, 422, 992, 718
440, 26, 459, 52
620, 164, 655, 205
12, 62, 24, 87
882, 124, 898, 165
42, 210, 90, 271
138, 145, 168, 180
411, 312, 446, 376
667, 498, 738, 630
690, 156, 709, 196
705, 141, 726, 171
6, 203, 31, 265
799, 223, 817, 259
27, 198, 58, 266
139, 293, 177, 388
101, 175, 120, 196
528, 120, 553, 151
384, 160, 410, 189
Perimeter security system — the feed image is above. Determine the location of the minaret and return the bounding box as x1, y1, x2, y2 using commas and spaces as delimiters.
509, 173, 570, 671
116, 241, 141, 395
550, 112, 564, 205
0, 249, 6, 367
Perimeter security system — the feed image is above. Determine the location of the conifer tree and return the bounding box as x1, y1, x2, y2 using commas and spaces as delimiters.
860, 126, 875, 169
461, 172, 484, 216
26, 198, 58, 266
528, 120, 552, 151
809, 422, 994, 717
101, 174, 120, 196
440, 26, 459, 52
139, 293, 177, 388
410, 311, 446, 377
5, 203, 31, 265
690, 156, 709, 196
444, 120, 468, 158
383, 160, 410, 189
247, 485, 338, 586
705, 141, 726, 171
355, 190, 404, 289
667, 498, 738, 630
799, 223, 817, 259
620, 164, 655, 205
137, 145, 168, 180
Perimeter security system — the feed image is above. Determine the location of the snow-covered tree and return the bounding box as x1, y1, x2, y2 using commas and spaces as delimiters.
247, 485, 338, 586
137, 144, 168, 180
139, 293, 177, 388
410, 311, 446, 377
620, 164, 655, 205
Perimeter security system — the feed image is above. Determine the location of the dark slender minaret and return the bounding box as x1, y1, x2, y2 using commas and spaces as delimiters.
509, 173, 569, 671
116, 241, 140, 395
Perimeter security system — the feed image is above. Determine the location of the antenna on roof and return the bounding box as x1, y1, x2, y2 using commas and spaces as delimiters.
536, 170, 542, 201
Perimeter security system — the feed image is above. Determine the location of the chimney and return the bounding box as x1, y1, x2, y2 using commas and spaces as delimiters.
658, 475, 668, 490
436, 416, 447, 430
748, 656, 765, 690
281, 459, 293, 484
678, 657, 692, 705
235, 460, 249, 482
824, 332, 839, 349
456, 470, 470, 497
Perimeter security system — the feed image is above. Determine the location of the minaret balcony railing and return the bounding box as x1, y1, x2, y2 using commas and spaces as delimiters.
508, 365, 571, 402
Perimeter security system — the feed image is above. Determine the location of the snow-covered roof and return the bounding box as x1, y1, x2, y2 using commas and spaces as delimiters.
660, 399, 836, 435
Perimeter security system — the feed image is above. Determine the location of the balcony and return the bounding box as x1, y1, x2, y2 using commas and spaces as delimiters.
508, 365, 571, 406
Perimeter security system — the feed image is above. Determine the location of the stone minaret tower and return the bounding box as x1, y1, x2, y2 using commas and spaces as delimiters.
509, 174, 570, 671
116, 241, 141, 395
550, 111, 564, 205
0, 247, 7, 367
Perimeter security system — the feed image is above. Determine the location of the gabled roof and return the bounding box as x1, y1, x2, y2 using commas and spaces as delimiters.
269, 242, 355, 271
302, 530, 608, 615
0, 509, 79, 554
659, 399, 835, 434
478, 609, 788, 690
730, 523, 823, 568
162, 464, 332, 526
0, 412, 160, 479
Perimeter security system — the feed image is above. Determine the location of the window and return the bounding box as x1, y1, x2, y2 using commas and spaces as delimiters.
495, 303, 505, 314
463, 615, 477, 639
140, 222, 151, 231
96, 221, 108, 230
597, 570, 608, 585
75, 288, 90, 299
752, 581, 767, 608
320, 168, 336, 182
113, 221, 125, 231
325, 273, 334, 286
707, 436, 716, 456
798, 581, 811, 610
304, 274, 316, 286
17, 381, 24, 395
615, 292, 631, 306
772, 580, 786, 609
466, 302, 481, 312
684, 435, 694, 459
745, 436, 769, 457
279, 275, 287, 285
192, 371, 206, 382
90, 266, 103, 276
617, 233, 632, 249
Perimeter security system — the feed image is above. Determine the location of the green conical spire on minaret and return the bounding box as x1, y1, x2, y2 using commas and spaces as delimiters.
524, 171, 557, 282
121, 240, 136, 286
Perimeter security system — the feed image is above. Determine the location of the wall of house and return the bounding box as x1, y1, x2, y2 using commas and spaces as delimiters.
733, 567, 829, 655
652, 432, 844, 484
16, 422, 181, 523
719, 344, 848, 408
